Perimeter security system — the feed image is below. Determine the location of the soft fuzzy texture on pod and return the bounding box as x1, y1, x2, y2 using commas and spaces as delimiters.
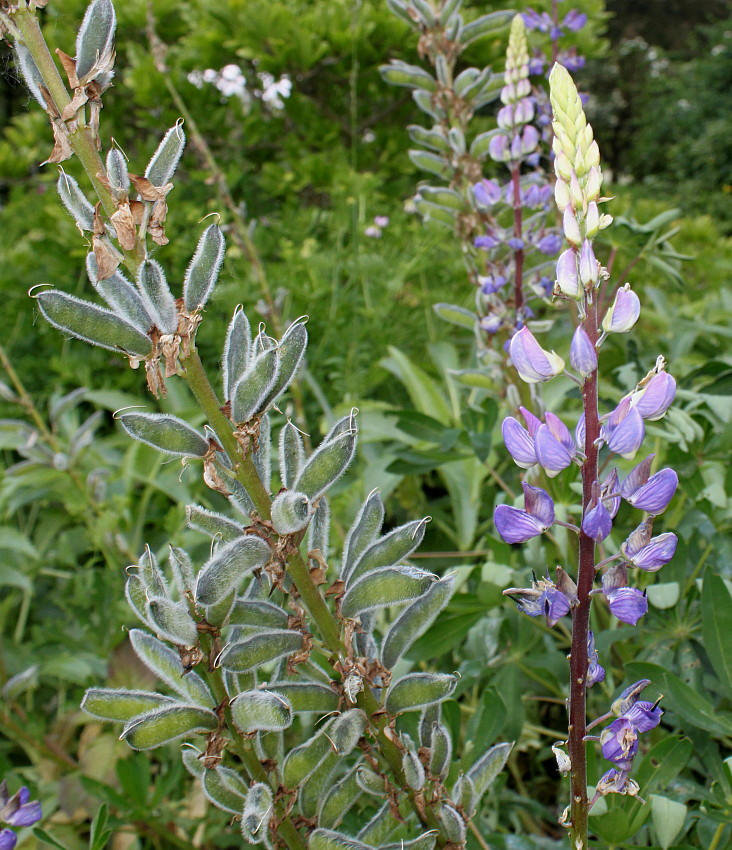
88, 257, 152, 330
119, 412, 209, 458
14, 44, 46, 108
218, 630, 304, 673
136, 260, 178, 335
81, 688, 174, 722
453, 773, 477, 818
385, 672, 457, 714
266, 682, 340, 714
294, 430, 357, 501
201, 766, 247, 814
379, 61, 437, 91
183, 224, 225, 312
222, 308, 252, 400
381, 575, 454, 669
308, 497, 330, 558
230, 690, 293, 733
231, 347, 280, 424
120, 704, 217, 750
401, 735, 426, 791
428, 721, 452, 778
75, 0, 116, 83
57, 172, 95, 231
263, 320, 308, 407
299, 752, 339, 820
145, 123, 186, 186
185, 505, 243, 542
341, 490, 385, 581
37, 290, 152, 355
317, 764, 363, 829
241, 782, 274, 845
309, 829, 373, 850
346, 517, 427, 586
227, 600, 289, 630
341, 566, 437, 620
466, 742, 513, 800
279, 421, 305, 489
437, 804, 466, 844
106, 148, 130, 197
195, 535, 271, 606
146, 596, 199, 646
357, 802, 402, 846
129, 629, 214, 707
271, 490, 312, 535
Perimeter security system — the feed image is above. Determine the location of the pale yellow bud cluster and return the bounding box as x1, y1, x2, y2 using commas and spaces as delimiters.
549, 63, 612, 240
501, 15, 531, 105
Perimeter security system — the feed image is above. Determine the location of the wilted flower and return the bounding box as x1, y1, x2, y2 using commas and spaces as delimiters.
509, 326, 565, 383
503, 571, 574, 627
611, 679, 651, 716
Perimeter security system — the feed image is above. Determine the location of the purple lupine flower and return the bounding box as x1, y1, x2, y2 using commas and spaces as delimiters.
529, 55, 546, 75
521, 125, 540, 155
622, 527, 678, 572
550, 24, 563, 41
606, 587, 648, 625
473, 179, 502, 207
494, 482, 555, 543
583, 498, 612, 543
630, 371, 676, 420
601, 397, 645, 459
0, 831, 17, 850
611, 679, 651, 716
624, 700, 663, 733
563, 10, 588, 31
522, 8, 552, 32
374, 215, 389, 228
504, 571, 574, 627
479, 274, 507, 294
587, 630, 605, 687
601, 468, 621, 518
475, 234, 501, 250
537, 232, 562, 255
559, 51, 586, 72
488, 134, 511, 163
619, 454, 655, 499
579, 239, 598, 286
509, 326, 565, 384
624, 468, 679, 515
570, 325, 598, 377
535, 412, 575, 477
600, 718, 639, 765
0, 782, 41, 829
602, 285, 641, 334
502, 416, 538, 468
507, 237, 525, 251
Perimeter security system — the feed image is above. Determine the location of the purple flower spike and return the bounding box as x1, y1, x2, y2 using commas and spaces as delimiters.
606, 587, 648, 624
587, 630, 605, 687
563, 9, 588, 31
583, 499, 612, 542
601, 718, 639, 765
625, 468, 678, 515
602, 397, 645, 460
502, 416, 537, 469
625, 700, 663, 733
623, 531, 678, 572
0, 830, 16, 850
631, 371, 676, 420
473, 179, 502, 207
601, 468, 620, 518
570, 326, 598, 377
510, 326, 565, 384
602, 285, 641, 334
537, 232, 562, 255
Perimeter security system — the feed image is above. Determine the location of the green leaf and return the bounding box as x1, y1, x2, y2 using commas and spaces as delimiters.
121, 704, 218, 750
33, 828, 71, 850
433, 303, 476, 329
701, 572, 732, 697
651, 795, 688, 849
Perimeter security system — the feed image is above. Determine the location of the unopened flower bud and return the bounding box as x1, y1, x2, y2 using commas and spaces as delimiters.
488, 134, 511, 163
570, 325, 597, 377
579, 239, 599, 287
554, 151, 573, 182
569, 171, 584, 209
585, 201, 600, 237
563, 206, 582, 247
554, 178, 571, 212
521, 125, 540, 155
585, 166, 602, 201
509, 326, 565, 384
602, 285, 641, 334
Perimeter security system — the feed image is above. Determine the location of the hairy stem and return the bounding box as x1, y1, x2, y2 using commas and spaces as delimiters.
568, 297, 600, 849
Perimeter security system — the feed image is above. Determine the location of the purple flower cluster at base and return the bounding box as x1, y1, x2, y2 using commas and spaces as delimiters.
0, 781, 42, 849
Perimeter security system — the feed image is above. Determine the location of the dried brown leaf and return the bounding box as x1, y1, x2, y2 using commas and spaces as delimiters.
92, 234, 121, 280
61, 88, 88, 122
110, 203, 136, 250
43, 121, 73, 164
55, 49, 79, 89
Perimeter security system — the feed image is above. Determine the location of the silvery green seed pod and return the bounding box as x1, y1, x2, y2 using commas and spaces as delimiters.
341, 490, 384, 580
401, 735, 426, 791
137, 545, 168, 598
271, 489, 311, 535
120, 704, 218, 750
185, 505, 242, 542
252, 411, 271, 492
195, 535, 271, 606
407, 124, 450, 153
381, 835, 437, 850
75, 0, 116, 83
228, 600, 289, 630
136, 260, 178, 335
146, 596, 199, 646
413, 198, 456, 227
81, 688, 174, 722
125, 575, 152, 628
381, 575, 454, 669
279, 421, 305, 488
408, 150, 453, 181
308, 496, 330, 557
461, 10, 514, 46
267, 681, 340, 714
436, 804, 466, 844
37, 290, 153, 355
145, 123, 186, 186
294, 429, 356, 501
379, 61, 437, 92
241, 782, 274, 845
218, 630, 304, 673
428, 721, 452, 778
385, 0, 412, 25
262, 320, 308, 407
106, 148, 130, 198
347, 517, 428, 585
357, 802, 400, 846
129, 629, 214, 706
231, 347, 280, 423
230, 689, 293, 733
183, 224, 225, 312
223, 307, 252, 400
466, 741, 513, 801
419, 186, 465, 211
412, 89, 444, 121
299, 752, 339, 819
309, 829, 373, 850
14, 45, 45, 108
168, 546, 195, 596
341, 566, 437, 619
411, 0, 436, 26
317, 763, 363, 827
119, 412, 210, 458
87, 255, 152, 331
385, 672, 457, 715
201, 766, 247, 814
283, 728, 333, 789
57, 172, 96, 231
453, 773, 477, 817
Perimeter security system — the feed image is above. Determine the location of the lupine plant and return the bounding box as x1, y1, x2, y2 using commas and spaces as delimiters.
493, 61, 680, 848
4, 1, 513, 847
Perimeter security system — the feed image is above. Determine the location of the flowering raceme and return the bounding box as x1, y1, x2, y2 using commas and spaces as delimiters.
493, 62, 680, 846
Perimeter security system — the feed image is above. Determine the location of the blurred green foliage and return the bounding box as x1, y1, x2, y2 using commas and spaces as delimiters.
1, 1, 731, 849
